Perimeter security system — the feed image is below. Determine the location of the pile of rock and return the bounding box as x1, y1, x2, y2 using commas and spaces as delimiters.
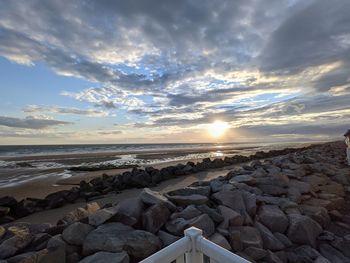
0, 145, 314, 224
1, 141, 350, 262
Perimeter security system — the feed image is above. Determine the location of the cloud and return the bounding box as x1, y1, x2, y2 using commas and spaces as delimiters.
0, 116, 72, 129
23, 105, 108, 117
1, 0, 350, 142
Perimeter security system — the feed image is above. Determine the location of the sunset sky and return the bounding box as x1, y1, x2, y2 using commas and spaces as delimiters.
0, 0, 349, 144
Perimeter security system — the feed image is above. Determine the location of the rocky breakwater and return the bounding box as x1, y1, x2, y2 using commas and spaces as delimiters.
0, 145, 313, 224
0, 141, 350, 262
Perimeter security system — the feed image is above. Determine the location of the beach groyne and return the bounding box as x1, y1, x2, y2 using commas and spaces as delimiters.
0, 141, 350, 262
0, 144, 318, 224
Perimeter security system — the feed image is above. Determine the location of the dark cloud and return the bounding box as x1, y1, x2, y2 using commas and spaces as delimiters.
22, 105, 107, 116
259, 0, 350, 74
0, 116, 72, 129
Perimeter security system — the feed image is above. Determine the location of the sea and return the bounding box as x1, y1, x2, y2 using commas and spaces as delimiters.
0, 142, 309, 188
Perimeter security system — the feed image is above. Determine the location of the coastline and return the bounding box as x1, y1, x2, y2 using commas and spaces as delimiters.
0, 141, 315, 200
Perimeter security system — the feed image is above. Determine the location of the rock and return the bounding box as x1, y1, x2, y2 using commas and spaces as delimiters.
229, 226, 263, 250
0, 196, 17, 210
58, 203, 100, 225
241, 191, 257, 218
79, 251, 129, 263
209, 233, 231, 251
299, 205, 330, 228
142, 203, 170, 233
188, 214, 215, 237
257, 205, 288, 233
255, 222, 285, 251
258, 184, 287, 196
196, 205, 223, 223
289, 180, 311, 194
294, 245, 320, 260
302, 197, 344, 211
314, 256, 331, 263
244, 247, 267, 260
168, 194, 208, 206
157, 230, 180, 247
88, 207, 118, 226
265, 250, 284, 263
212, 190, 251, 224
0, 206, 10, 217
273, 232, 292, 248
170, 205, 202, 220
319, 243, 350, 263
217, 205, 243, 228
210, 180, 226, 192
167, 186, 211, 197
67, 252, 81, 263
62, 222, 94, 246
139, 188, 176, 211
230, 175, 256, 185
165, 218, 189, 236
83, 223, 161, 258
110, 197, 144, 226
0, 226, 5, 240
287, 214, 322, 247
0, 228, 33, 259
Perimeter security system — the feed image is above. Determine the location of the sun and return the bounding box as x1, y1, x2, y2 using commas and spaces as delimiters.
208, 120, 230, 138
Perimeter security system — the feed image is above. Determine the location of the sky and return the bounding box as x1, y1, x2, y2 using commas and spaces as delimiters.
0, 0, 349, 145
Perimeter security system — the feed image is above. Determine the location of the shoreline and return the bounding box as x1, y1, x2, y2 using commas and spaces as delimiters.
0, 142, 323, 224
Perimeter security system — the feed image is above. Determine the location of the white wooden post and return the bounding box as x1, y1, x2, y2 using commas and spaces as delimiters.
184, 227, 204, 263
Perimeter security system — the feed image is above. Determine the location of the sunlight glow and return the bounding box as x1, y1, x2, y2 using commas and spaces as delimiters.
208, 120, 230, 138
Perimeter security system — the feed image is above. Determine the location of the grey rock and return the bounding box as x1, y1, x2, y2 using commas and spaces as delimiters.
0, 230, 33, 259
168, 194, 208, 206
140, 188, 176, 211
257, 205, 288, 233
299, 205, 330, 228
244, 247, 267, 260
167, 186, 211, 197
157, 230, 180, 247
170, 205, 202, 220
217, 205, 243, 229
88, 207, 118, 226
62, 222, 94, 246
188, 214, 215, 237
83, 223, 161, 258
255, 222, 285, 251
287, 214, 322, 247
319, 243, 350, 263
79, 251, 129, 263
110, 197, 145, 226
229, 226, 263, 250
165, 218, 189, 236
196, 205, 223, 223
209, 233, 231, 251
229, 175, 256, 185
273, 232, 292, 248
142, 203, 170, 233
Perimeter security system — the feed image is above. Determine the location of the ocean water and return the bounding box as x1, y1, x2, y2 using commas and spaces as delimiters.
0, 143, 255, 157
0, 142, 307, 188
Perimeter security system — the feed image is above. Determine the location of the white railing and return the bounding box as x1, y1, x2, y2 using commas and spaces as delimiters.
140, 227, 251, 263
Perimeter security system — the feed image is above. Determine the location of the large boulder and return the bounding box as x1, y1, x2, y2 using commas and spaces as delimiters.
79, 251, 129, 263
88, 207, 118, 226
157, 230, 180, 247
254, 222, 285, 251
170, 205, 202, 220
217, 205, 243, 229
257, 205, 289, 233
83, 223, 161, 259
209, 233, 231, 251
142, 203, 170, 233
319, 243, 350, 263
58, 203, 100, 225
229, 226, 263, 250
0, 227, 34, 259
287, 214, 322, 247
110, 197, 145, 226
187, 214, 215, 237
165, 218, 189, 236
62, 222, 94, 246
139, 188, 175, 211
167, 186, 211, 197
168, 194, 208, 206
